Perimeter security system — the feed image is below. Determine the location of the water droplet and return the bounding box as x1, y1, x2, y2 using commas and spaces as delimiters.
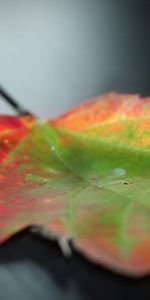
113, 168, 126, 176
51, 146, 56, 151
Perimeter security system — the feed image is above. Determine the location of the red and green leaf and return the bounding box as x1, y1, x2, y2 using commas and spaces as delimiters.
1, 93, 150, 276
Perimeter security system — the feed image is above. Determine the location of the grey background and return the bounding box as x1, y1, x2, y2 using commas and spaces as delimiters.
1, 0, 150, 118
0, 0, 111, 117
1, 1, 150, 299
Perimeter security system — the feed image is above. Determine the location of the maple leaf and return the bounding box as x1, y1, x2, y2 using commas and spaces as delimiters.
1, 92, 150, 277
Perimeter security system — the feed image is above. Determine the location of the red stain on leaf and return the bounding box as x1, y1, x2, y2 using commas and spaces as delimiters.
0, 116, 35, 163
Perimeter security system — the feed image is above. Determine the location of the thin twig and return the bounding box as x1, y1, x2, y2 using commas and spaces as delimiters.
0, 85, 32, 116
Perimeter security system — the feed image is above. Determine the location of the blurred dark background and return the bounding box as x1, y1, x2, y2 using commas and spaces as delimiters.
1, 0, 150, 299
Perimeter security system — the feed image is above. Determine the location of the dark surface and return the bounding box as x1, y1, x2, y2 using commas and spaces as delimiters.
1, 0, 150, 299
0, 231, 150, 300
